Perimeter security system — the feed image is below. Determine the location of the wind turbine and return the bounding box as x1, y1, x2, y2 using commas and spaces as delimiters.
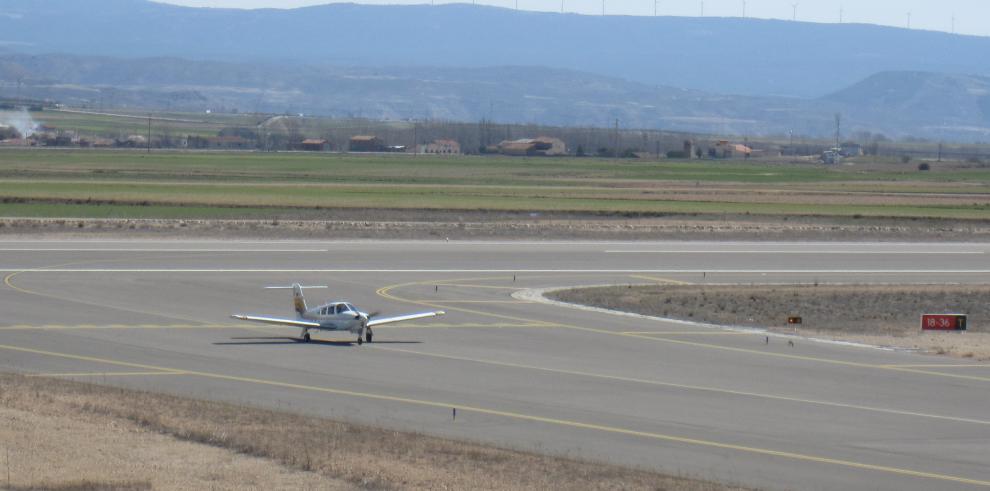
791, 3, 799, 21
742, 0, 746, 18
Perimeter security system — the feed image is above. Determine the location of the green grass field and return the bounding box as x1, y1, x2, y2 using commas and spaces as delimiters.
1, 148, 989, 220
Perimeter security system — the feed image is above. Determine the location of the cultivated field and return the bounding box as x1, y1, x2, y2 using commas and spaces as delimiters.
1, 149, 990, 223
0, 373, 747, 491
550, 284, 990, 360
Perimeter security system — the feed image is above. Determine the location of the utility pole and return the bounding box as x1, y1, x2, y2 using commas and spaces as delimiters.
147, 114, 152, 154
834, 113, 841, 150
613, 118, 619, 158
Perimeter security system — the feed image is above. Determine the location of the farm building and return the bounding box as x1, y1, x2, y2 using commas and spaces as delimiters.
349, 135, 385, 152
300, 138, 330, 151
714, 140, 752, 159
497, 137, 566, 156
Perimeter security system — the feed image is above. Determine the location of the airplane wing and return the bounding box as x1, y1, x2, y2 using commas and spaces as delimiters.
230, 315, 321, 328
367, 311, 445, 327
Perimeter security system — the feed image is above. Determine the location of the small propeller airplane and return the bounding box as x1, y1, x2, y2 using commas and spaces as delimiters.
231, 284, 445, 345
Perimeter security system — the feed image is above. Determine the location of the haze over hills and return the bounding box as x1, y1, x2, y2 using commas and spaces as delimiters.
4, 53, 990, 141
1, 0, 989, 98
1, 1, 989, 141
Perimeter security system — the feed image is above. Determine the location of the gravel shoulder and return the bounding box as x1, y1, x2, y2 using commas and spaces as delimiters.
549, 284, 990, 360
3, 212, 990, 241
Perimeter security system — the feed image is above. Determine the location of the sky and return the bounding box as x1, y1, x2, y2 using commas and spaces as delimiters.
158, 0, 989, 36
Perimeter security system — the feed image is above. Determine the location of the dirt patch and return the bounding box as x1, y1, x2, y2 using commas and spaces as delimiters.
3, 213, 990, 241
0, 373, 747, 491
550, 284, 990, 360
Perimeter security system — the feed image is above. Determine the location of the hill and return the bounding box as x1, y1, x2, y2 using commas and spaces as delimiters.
5, 53, 990, 141
1, 0, 989, 98
823, 72, 990, 139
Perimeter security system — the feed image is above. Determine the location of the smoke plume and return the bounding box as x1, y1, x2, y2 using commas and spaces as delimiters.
0, 110, 39, 138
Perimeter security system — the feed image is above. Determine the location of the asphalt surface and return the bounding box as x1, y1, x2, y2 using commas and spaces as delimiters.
2, 239, 990, 490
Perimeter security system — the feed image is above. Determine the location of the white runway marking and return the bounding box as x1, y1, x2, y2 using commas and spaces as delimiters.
1, 269, 990, 274
605, 250, 984, 255
0, 248, 330, 252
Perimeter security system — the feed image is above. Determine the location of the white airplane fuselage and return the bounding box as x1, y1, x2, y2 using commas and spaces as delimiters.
301, 302, 365, 334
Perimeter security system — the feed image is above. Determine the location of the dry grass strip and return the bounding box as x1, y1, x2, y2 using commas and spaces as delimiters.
551, 284, 990, 360
0, 374, 748, 491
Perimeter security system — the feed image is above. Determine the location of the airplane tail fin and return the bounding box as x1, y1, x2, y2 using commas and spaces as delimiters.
264, 284, 327, 316
292, 283, 307, 315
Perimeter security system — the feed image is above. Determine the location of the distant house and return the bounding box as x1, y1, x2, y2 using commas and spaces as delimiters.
300, 138, 330, 151
497, 137, 566, 156
715, 140, 752, 159
419, 139, 461, 155
349, 135, 384, 152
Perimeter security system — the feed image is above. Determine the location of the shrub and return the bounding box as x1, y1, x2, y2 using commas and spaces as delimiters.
918, 162, 930, 171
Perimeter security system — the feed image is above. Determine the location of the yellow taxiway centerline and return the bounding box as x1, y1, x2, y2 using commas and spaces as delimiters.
622, 331, 750, 335
629, 274, 694, 285
369, 344, 990, 426
376, 279, 990, 384
1, 341, 988, 487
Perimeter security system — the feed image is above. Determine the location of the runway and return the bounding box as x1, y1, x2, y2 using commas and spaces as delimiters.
2, 240, 989, 490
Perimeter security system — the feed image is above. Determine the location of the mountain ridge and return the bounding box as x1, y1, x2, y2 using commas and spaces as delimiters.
1, 0, 989, 97
4, 52, 990, 141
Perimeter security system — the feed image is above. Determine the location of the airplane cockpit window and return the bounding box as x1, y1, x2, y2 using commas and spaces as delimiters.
344, 304, 356, 313
333, 304, 343, 314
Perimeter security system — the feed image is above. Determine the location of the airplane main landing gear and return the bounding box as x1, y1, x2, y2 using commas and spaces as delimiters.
302, 332, 311, 343
365, 328, 373, 344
